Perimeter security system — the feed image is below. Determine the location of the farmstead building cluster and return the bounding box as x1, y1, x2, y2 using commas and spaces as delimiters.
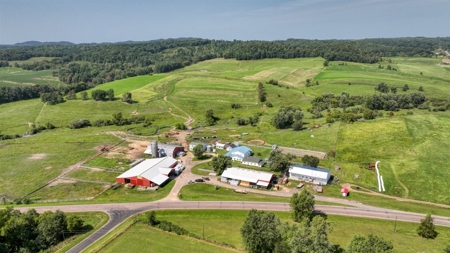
116, 157, 178, 187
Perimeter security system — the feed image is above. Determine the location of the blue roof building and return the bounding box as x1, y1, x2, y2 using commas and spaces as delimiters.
225, 146, 253, 161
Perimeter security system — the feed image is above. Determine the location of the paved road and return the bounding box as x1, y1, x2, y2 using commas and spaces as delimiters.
17, 200, 450, 253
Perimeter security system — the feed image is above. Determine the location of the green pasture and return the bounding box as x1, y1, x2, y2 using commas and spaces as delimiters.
154, 210, 450, 252
319, 184, 450, 217
0, 67, 63, 87
98, 223, 240, 253
260, 121, 341, 154
30, 182, 107, 200
81, 74, 168, 97
176, 58, 324, 86
335, 113, 450, 204
1, 56, 450, 205
66, 168, 120, 183
0, 127, 120, 198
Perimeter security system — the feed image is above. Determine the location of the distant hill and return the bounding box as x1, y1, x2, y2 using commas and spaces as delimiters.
13, 41, 75, 47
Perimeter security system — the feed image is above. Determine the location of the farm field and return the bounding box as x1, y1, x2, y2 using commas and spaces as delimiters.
1, 56, 450, 206
0, 67, 63, 87
99, 210, 450, 253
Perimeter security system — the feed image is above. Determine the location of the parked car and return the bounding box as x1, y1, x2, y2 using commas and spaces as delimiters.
202, 177, 210, 181
195, 178, 204, 183
188, 180, 194, 184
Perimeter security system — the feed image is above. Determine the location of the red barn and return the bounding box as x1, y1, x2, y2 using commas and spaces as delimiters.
116, 157, 177, 187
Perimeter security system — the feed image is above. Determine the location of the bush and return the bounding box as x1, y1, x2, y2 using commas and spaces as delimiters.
69, 119, 91, 129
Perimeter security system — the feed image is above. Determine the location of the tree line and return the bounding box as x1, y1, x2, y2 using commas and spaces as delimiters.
0, 207, 85, 253
1, 37, 448, 104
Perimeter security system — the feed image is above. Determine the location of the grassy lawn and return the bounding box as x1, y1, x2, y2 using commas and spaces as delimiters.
96, 223, 241, 253
318, 184, 450, 217
49, 212, 109, 253
179, 183, 290, 203
178, 183, 347, 206
153, 210, 450, 252
92, 180, 175, 203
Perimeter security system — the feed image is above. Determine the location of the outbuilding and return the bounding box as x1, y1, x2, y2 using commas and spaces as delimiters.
144, 142, 184, 158
189, 142, 208, 151
241, 156, 265, 167
220, 167, 275, 188
341, 188, 349, 197
288, 165, 331, 185
116, 157, 177, 187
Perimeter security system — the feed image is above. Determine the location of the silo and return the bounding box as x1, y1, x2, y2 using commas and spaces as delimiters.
206, 145, 213, 152
151, 141, 159, 158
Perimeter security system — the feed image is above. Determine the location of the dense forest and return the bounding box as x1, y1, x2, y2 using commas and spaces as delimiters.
0, 37, 449, 104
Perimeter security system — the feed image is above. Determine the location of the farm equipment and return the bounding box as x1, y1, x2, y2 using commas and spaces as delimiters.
359, 162, 375, 170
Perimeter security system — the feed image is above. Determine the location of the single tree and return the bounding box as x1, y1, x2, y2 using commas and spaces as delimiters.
241, 209, 281, 253
289, 216, 334, 253
390, 86, 397, 94
417, 214, 438, 239
121, 92, 132, 103
211, 154, 232, 175
302, 155, 320, 168
290, 190, 315, 222
402, 84, 409, 91
80, 91, 88, 100
145, 211, 158, 226
269, 150, 294, 172
418, 86, 424, 92
66, 90, 77, 100
67, 215, 84, 233
107, 89, 115, 100
346, 234, 394, 253
205, 109, 216, 126
323, 60, 329, 67
193, 144, 205, 158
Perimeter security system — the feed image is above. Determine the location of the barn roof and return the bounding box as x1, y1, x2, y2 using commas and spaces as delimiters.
221, 167, 274, 183
225, 146, 253, 159
289, 165, 331, 180
242, 156, 263, 163
117, 157, 177, 185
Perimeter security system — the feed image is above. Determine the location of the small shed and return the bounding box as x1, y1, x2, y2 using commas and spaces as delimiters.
341, 188, 349, 197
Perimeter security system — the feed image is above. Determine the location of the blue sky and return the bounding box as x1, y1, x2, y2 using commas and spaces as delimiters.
0, 0, 448, 44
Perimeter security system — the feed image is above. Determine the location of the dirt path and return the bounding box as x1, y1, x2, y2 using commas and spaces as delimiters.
164, 96, 195, 128
341, 183, 450, 209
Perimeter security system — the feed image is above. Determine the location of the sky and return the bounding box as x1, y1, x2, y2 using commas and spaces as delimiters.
0, 0, 449, 44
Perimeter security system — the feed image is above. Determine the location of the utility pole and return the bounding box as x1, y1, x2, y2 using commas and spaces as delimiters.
394, 216, 397, 233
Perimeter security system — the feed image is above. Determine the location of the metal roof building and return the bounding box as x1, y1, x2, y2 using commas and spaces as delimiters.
241, 156, 265, 167
221, 167, 275, 188
225, 146, 253, 161
288, 165, 331, 185
144, 143, 184, 158
116, 157, 177, 187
